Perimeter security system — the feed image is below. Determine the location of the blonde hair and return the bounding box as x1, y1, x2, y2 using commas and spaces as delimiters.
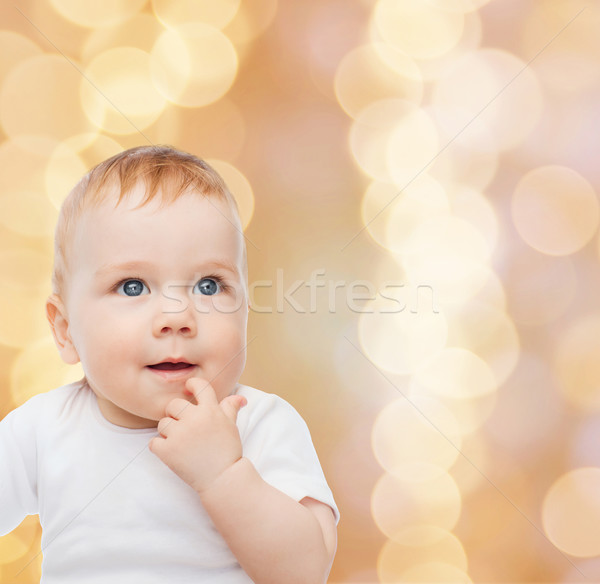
52, 145, 244, 296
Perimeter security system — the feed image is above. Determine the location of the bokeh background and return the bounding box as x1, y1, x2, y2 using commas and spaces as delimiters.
0, 0, 599, 582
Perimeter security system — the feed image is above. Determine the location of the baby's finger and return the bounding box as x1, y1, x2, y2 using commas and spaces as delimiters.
156, 417, 173, 437
185, 378, 218, 406
165, 397, 194, 419
220, 395, 247, 423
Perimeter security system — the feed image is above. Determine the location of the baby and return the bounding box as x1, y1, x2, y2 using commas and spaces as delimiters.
0, 146, 338, 583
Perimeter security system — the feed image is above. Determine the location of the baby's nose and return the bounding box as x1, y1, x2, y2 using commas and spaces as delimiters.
152, 297, 197, 337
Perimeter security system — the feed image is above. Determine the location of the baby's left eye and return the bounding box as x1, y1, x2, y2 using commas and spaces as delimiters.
193, 278, 221, 296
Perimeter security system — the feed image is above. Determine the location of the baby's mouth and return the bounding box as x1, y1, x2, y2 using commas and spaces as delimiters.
148, 362, 194, 371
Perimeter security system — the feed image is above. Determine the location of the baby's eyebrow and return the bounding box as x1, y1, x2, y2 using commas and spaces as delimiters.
95, 260, 154, 277
94, 259, 240, 278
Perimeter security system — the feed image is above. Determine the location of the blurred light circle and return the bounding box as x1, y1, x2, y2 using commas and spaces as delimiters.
152, 0, 240, 29
428, 105, 498, 191
369, 175, 450, 253
485, 354, 561, 458
334, 43, 423, 120
0, 31, 42, 82
512, 166, 599, 256
371, 472, 462, 541
505, 250, 577, 326
446, 301, 519, 386
542, 467, 600, 557
387, 108, 440, 181
223, 0, 278, 44
0, 532, 30, 564
0, 249, 52, 291
46, 134, 124, 210
0, 286, 49, 348
425, 0, 492, 12
0, 190, 58, 238
432, 49, 543, 150
81, 14, 165, 63
407, 9, 482, 84
446, 183, 499, 252
151, 23, 238, 107
372, 0, 464, 60
401, 216, 494, 304
150, 99, 246, 161
378, 530, 468, 581
0, 55, 96, 141
81, 47, 167, 135
414, 348, 497, 400
396, 561, 472, 583
49, 0, 146, 28
358, 299, 448, 375
372, 396, 462, 481
350, 99, 423, 182
555, 313, 600, 410
206, 159, 255, 230
11, 336, 84, 406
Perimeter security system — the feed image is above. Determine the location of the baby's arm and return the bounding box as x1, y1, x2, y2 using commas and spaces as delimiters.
149, 378, 337, 584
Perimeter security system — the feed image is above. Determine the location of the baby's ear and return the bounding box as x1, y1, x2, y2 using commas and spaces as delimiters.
46, 294, 80, 365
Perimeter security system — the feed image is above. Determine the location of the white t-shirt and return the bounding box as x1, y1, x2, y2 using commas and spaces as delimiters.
0, 381, 338, 583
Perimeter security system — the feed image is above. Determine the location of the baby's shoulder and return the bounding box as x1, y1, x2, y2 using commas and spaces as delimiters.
6, 381, 88, 424
234, 384, 309, 436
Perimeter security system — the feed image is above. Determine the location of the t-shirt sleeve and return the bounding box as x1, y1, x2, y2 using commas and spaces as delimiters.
237, 390, 339, 524
0, 401, 39, 535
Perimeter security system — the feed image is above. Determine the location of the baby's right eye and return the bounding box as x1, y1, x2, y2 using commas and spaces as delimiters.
116, 279, 149, 297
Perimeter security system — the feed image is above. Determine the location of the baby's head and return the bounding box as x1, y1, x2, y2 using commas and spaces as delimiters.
47, 145, 249, 428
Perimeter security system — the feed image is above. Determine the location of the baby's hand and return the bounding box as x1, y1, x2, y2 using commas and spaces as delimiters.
149, 378, 247, 494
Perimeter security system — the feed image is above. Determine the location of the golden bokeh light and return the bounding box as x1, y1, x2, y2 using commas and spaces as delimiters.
11, 336, 84, 406
0, 249, 52, 292
45, 135, 124, 209
0, 31, 42, 84
372, 471, 462, 541
0, 189, 58, 239
152, 0, 241, 30
349, 99, 417, 182
426, 0, 492, 13
0, 55, 96, 141
81, 14, 165, 64
372, 0, 465, 60
0, 286, 49, 349
372, 396, 461, 481
81, 47, 168, 135
358, 299, 448, 375
505, 250, 577, 326
334, 44, 423, 120
542, 467, 600, 558
151, 23, 238, 108
432, 49, 543, 151
446, 183, 499, 252
401, 216, 495, 304
49, 0, 146, 28
362, 175, 450, 253
378, 530, 468, 581
207, 159, 255, 230
413, 347, 497, 400
223, 0, 279, 45
428, 105, 499, 191
512, 165, 599, 256
394, 561, 472, 583
387, 108, 440, 182
446, 301, 519, 386
555, 312, 600, 411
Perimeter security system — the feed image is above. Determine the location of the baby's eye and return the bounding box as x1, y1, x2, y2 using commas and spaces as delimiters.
117, 279, 149, 297
193, 278, 221, 296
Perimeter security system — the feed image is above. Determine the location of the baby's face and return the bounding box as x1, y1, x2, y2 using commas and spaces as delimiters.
60, 184, 248, 428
